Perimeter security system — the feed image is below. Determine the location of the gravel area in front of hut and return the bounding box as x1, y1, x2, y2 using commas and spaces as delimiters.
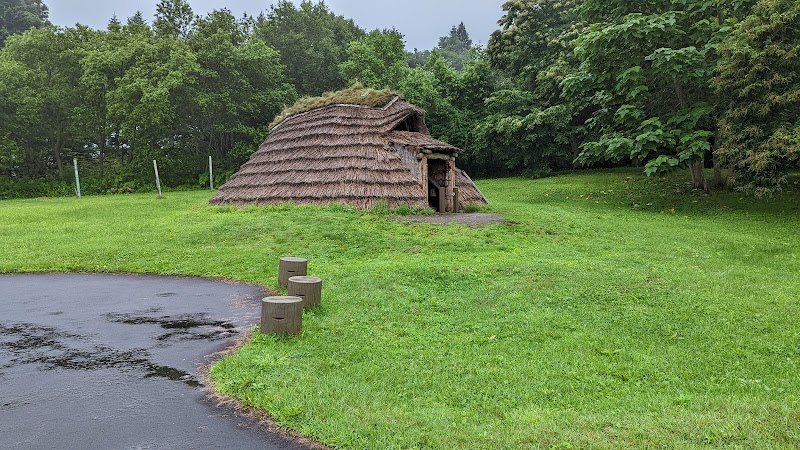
393, 213, 503, 226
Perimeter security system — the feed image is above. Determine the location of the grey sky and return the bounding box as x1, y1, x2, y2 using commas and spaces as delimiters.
47, 1, 508, 51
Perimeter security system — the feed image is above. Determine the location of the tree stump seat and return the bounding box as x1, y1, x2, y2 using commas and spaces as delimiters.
261, 296, 303, 336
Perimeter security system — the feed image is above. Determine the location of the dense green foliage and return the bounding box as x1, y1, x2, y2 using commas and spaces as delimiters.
406, 22, 478, 71
153, 0, 194, 39
254, 0, 363, 96
565, 0, 754, 190
488, 0, 583, 95
339, 29, 408, 90
1, 0, 797, 196
0, 2, 296, 194
435, 22, 475, 71
0, 0, 48, 46
715, 0, 800, 194
484, 0, 798, 193
2, 171, 799, 448
483, 0, 587, 177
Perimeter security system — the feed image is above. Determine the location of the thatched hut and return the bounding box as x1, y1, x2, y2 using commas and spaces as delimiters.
210, 91, 488, 211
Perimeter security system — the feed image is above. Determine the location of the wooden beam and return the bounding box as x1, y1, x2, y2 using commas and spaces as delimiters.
427, 153, 450, 160
447, 157, 456, 212
420, 157, 428, 189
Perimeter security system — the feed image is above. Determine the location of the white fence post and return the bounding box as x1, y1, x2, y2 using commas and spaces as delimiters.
73, 158, 81, 198
153, 160, 162, 198
209, 155, 214, 190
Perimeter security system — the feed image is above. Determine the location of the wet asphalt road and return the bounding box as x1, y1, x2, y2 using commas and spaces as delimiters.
0, 273, 309, 450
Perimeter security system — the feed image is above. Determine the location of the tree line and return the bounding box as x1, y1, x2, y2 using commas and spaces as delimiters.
0, 0, 797, 198
487, 0, 799, 193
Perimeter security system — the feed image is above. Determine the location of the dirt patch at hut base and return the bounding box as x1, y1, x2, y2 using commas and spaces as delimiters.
393, 213, 504, 226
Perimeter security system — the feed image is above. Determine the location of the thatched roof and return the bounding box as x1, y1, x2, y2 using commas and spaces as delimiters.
210, 95, 488, 209
268, 85, 396, 129
456, 169, 489, 205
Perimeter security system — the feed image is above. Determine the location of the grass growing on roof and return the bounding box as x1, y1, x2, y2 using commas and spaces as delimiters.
1, 169, 800, 448
269, 83, 396, 129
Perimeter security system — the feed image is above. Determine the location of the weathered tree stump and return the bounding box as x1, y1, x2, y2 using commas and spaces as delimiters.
261, 296, 303, 336
278, 257, 307, 288
288, 276, 322, 308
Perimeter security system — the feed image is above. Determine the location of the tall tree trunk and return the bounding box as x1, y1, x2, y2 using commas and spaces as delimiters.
673, 81, 688, 111
52, 134, 64, 178
690, 159, 707, 191
712, 154, 724, 188
709, 125, 725, 188
569, 132, 581, 169
675, 80, 706, 190
26, 144, 45, 177
129, 127, 135, 165
99, 137, 106, 176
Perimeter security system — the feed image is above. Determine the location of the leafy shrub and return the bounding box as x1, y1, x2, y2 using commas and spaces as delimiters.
0, 178, 73, 199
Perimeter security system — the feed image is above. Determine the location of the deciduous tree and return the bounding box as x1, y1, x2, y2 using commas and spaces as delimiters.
564, 0, 755, 190
255, 0, 363, 96
1, 26, 85, 178
340, 29, 408, 90
482, 0, 586, 177
188, 9, 296, 170
0, 0, 49, 46
153, 0, 194, 39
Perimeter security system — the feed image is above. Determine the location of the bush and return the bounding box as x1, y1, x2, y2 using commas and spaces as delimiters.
0, 175, 158, 199
0, 177, 74, 199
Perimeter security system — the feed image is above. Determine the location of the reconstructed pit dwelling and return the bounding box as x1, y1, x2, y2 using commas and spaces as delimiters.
210, 95, 488, 212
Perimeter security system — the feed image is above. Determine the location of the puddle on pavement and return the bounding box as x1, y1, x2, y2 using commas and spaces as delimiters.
145, 365, 201, 387
2, 305, 240, 388
0, 321, 200, 385
105, 311, 238, 342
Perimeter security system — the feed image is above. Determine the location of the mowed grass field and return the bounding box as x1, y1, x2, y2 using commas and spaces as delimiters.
1, 169, 799, 449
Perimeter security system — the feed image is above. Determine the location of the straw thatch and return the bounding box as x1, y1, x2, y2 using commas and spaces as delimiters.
211, 95, 488, 210
268, 84, 396, 129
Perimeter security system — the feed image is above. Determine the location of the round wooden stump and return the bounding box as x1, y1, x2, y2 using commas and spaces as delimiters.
261, 296, 303, 336
278, 257, 307, 288
288, 276, 322, 308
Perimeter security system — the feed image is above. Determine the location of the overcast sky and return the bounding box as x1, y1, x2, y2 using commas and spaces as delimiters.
47, 1, 507, 51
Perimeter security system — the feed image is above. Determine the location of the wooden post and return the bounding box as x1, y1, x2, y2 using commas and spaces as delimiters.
288, 276, 322, 308
279, 257, 308, 288
453, 187, 461, 213
73, 158, 81, 198
261, 296, 303, 335
153, 160, 162, 198
208, 155, 214, 190
420, 156, 428, 189
438, 186, 447, 213
447, 157, 456, 212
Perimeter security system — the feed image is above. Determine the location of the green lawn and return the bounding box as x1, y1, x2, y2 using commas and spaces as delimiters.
1, 169, 799, 449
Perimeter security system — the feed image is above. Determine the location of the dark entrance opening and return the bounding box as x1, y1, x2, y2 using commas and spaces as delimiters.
427, 159, 448, 212
393, 114, 423, 132
428, 179, 440, 210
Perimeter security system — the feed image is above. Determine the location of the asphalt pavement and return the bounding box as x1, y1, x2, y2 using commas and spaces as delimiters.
0, 273, 310, 450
